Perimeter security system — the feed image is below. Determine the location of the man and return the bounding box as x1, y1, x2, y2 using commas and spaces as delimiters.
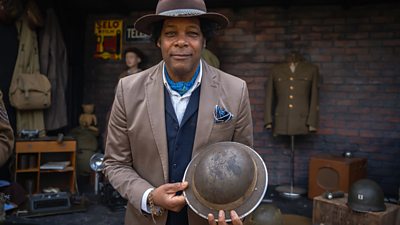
103, 0, 252, 224
0, 90, 14, 169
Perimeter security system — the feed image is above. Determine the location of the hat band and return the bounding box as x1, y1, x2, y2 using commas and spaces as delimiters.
158, 9, 206, 17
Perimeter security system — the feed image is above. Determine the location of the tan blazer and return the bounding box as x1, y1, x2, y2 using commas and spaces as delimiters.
264, 61, 319, 136
104, 61, 253, 225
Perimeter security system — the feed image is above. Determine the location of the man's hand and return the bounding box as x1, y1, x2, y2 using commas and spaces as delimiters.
152, 181, 188, 212
208, 210, 242, 225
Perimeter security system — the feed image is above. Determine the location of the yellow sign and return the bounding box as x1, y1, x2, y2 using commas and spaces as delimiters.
94, 20, 123, 60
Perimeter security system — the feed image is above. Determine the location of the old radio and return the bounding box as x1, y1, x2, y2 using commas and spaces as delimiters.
308, 155, 367, 199
29, 192, 71, 212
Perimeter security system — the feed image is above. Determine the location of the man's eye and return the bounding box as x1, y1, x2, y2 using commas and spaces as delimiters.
165, 31, 176, 37
188, 32, 199, 37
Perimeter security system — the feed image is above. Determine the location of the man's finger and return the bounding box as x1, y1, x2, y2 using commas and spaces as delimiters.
218, 210, 228, 225
230, 210, 242, 225
165, 181, 188, 193
208, 213, 216, 225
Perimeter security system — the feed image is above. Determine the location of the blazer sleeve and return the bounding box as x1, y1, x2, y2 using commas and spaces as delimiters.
306, 65, 320, 129
0, 91, 14, 167
233, 81, 254, 148
103, 80, 153, 213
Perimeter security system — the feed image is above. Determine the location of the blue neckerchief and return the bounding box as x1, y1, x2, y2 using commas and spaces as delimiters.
165, 65, 200, 96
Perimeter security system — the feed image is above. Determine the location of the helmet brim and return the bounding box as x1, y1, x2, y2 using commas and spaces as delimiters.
183, 142, 268, 222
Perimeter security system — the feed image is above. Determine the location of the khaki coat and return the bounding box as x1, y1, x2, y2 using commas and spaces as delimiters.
10, 15, 45, 135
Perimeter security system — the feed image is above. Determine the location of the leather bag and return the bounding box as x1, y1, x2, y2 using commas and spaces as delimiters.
25, 0, 43, 29
0, 0, 23, 24
9, 73, 51, 110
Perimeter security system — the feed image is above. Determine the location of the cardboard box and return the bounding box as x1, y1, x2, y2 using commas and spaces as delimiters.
313, 194, 400, 225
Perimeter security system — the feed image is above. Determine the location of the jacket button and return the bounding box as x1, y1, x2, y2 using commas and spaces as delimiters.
289, 77, 294, 81
289, 104, 293, 108
290, 86, 294, 90
289, 95, 294, 99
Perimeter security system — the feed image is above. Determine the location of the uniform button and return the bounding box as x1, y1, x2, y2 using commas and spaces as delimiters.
175, 126, 179, 130
290, 86, 294, 90
289, 104, 293, 108
173, 164, 177, 168
289, 95, 294, 99
289, 77, 294, 81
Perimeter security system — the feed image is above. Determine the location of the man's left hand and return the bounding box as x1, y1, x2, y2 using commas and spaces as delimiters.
207, 210, 242, 225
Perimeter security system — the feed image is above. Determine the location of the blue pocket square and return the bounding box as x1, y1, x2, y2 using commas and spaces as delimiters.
214, 105, 233, 123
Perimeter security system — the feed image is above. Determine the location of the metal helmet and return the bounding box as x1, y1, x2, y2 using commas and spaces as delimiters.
183, 142, 268, 222
243, 204, 283, 225
347, 179, 386, 212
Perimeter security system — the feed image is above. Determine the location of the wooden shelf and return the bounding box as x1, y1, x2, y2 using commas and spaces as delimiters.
40, 167, 75, 173
14, 138, 77, 194
16, 168, 39, 173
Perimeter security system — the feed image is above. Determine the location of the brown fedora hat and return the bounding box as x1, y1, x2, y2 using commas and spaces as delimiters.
135, 0, 229, 35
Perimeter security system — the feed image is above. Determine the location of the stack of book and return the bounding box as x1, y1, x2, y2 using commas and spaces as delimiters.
40, 161, 70, 170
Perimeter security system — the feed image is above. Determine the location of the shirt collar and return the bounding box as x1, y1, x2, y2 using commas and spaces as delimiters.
162, 60, 203, 97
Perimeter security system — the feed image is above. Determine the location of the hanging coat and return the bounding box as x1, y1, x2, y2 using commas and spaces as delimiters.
10, 14, 45, 136
264, 61, 320, 136
39, 8, 68, 130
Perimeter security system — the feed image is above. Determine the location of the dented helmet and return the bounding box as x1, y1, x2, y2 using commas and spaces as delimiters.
183, 142, 268, 222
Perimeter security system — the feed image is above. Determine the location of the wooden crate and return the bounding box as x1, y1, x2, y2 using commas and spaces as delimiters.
313, 195, 400, 225
308, 155, 367, 199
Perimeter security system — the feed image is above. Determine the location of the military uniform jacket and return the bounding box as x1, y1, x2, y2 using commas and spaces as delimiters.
264, 61, 319, 135
0, 90, 14, 167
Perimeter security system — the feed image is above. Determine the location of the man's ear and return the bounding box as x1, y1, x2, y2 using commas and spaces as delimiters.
157, 39, 161, 48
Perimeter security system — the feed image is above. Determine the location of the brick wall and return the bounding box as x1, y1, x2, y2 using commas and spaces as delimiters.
84, 3, 400, 195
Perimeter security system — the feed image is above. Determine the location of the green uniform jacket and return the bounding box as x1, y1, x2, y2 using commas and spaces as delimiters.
264, 61, 320, 135
0, 90, 14, 167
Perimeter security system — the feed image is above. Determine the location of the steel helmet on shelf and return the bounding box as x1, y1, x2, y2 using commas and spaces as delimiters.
244, 204, 283, 225
183, 142, 268, 222
347, 179, 386, 212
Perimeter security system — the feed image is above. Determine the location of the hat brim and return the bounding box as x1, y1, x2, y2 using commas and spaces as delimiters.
134, 12, 229, 35
183, 142, 268, 222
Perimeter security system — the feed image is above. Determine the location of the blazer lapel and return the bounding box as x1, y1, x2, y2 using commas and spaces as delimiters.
192, 62, 219, 158
146, 62, 169, 182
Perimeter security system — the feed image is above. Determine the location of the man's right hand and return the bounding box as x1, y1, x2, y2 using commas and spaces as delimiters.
151, 181, 188, 212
